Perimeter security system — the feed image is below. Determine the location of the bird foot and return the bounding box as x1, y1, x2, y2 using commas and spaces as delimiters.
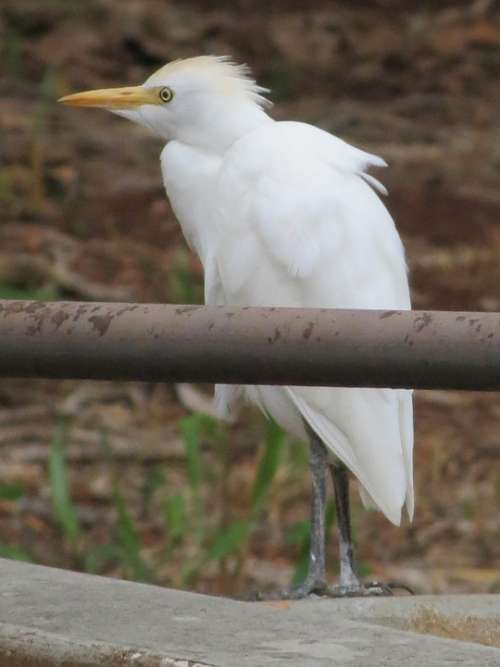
327, 580, 414, 598
254, 577, 330, 601
253, 579, 414, 601
281, 578, 329, 600
327, 581, 392, 597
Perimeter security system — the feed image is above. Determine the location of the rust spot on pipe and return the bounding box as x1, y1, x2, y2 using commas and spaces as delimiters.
268, 328, 282, 344
26, 323, 42, 336
73, 304, 90, 321
25, 302, 46, 315
116, 305, 139, 316
303, 321, 314, 340
89, 314, 114, 337
414, 313, 432, 332
380, 310, 397, 319
51, 310, 70, 329
175, 305, 202, 315
0, 301, 20, 316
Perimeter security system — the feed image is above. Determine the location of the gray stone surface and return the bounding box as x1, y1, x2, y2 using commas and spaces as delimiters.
0, 558, 498, 666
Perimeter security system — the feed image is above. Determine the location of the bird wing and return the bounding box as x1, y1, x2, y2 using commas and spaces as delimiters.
213, 121, 414, 524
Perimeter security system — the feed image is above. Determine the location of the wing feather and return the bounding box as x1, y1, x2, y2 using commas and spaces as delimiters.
212, 120, 414, 523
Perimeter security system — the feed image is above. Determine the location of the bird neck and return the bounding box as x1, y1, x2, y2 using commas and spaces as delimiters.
174, 99, 273, 154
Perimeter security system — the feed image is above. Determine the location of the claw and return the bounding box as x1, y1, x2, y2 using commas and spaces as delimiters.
252, 578, 413, 601
367, 581, 415, 595
279, 578, 329, 600
327, 580, 414, 598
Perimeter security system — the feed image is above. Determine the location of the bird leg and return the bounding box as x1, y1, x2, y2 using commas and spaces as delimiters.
327, 464, 404, 597
278, 427, 329, 599
301, 429, 329, 593
274, 427, 408, 600
328, 463, 363, 593
281, 428, 388, 599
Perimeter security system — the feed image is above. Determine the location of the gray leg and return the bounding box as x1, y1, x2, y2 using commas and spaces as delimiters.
279, 426, 329, 598
328, 464, 408, 597
329, 464, 361, 590
301, 429, 329, 592
275, 426, 409, 600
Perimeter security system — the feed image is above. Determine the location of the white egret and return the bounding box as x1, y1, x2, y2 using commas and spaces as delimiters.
60, 56, 413, 597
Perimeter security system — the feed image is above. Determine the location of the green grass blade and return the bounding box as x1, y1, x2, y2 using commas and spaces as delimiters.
285, 520, 310, 586
96, 430, 152, 581
0, 543, 33, 562
113, 486, 139, 561
98, 430, 113, 458
112, 484, 152, 582
206, 521, 249, 562
292, 547, 310, 585
0, 284, 61, 301
0, 482, 24, 501
179, 413, 219, 542
142, 467, 166, 510
83, 544, 122, 574
163, 492, 188, 543
250, 420, 284, 515
33, 66, 57, 137
167, 247, 203, 304
325, 497, 336, 530
49, 420, 80, 543
285, 519, 310, 546
179, 414, 207, 492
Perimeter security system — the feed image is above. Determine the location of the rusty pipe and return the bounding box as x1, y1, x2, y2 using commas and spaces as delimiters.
0, 300, 498, 390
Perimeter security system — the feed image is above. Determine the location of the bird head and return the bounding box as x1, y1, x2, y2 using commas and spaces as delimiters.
59, 56, 270, 150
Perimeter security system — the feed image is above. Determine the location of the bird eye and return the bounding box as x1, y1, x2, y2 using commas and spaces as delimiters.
159, 86, 174, 103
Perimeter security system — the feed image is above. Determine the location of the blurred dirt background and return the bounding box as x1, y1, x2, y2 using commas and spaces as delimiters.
0, 0, 499, 597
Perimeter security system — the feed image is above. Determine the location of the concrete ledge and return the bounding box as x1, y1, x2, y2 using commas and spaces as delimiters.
0, 559, 499, 666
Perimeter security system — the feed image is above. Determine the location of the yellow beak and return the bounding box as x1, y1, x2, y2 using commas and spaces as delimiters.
58, 85, 160, 109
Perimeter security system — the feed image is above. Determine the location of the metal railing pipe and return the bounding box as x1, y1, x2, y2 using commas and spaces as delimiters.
0, 300, 498, 390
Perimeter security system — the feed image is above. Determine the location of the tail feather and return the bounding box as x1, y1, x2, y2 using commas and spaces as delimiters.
286, 387, 412, 526
398, 390, 415, 520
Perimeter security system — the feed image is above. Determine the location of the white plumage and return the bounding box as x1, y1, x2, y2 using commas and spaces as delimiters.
161, 100, 413, 528
60, 56, 414, 591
